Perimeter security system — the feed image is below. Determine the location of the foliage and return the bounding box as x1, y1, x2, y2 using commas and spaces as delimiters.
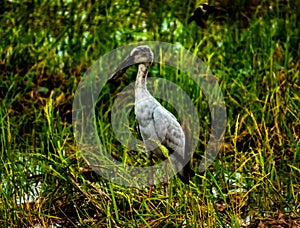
0, 0, 299, 226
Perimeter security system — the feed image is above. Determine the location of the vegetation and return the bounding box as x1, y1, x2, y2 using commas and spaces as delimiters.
0, 0, 299, 227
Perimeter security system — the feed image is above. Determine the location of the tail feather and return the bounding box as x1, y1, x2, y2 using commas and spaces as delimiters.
177, 161, 195, 184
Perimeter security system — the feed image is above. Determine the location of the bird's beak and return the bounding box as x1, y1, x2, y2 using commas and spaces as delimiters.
108, 55, 135, 81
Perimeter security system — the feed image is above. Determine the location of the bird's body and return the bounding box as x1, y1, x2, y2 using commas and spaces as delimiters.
109, 45, 194, 191
134, 63, 193, 183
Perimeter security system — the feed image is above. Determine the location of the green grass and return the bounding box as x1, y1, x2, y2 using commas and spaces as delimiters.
0, 0, 299, 227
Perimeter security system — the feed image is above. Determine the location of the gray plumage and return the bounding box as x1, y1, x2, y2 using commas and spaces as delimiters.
109, 45, 194, 183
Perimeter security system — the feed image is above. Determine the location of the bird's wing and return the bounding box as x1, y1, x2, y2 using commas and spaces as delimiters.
153, 105, 192, 181
153, 105, 185, 150
152, 105, 169, 142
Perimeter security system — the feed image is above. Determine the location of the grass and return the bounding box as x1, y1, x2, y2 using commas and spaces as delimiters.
0, 0, 299, 227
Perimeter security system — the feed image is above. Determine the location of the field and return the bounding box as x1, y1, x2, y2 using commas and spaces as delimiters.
0, 0, 299, 227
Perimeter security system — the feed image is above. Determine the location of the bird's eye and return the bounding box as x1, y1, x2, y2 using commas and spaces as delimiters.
131, 50, 139, 56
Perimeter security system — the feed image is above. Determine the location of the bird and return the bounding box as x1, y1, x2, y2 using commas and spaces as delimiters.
109, 45, 195, 210
188, 3, 231, 28
188, 3, 218, 28
188, 2, 257, 28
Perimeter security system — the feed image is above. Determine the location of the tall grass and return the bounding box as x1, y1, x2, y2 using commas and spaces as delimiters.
0, 0, 299, 226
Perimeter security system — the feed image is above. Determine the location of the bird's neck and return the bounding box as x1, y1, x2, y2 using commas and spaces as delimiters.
135, 63, 148, 91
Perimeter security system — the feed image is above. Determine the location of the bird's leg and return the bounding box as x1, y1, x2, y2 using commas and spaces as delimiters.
149, 151, 153, 198
165, 159, 169, 215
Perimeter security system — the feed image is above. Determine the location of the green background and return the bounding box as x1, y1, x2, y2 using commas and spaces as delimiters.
0, 0, 299, 226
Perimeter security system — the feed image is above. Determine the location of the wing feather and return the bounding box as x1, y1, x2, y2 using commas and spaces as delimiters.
153, 105, 185, 154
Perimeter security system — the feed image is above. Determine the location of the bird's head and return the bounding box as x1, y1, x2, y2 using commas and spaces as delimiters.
129, 45, 154, 64
109, 45, 154, 80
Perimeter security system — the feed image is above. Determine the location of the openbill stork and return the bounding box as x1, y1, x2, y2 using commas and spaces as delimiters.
109, 45, 195, 211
